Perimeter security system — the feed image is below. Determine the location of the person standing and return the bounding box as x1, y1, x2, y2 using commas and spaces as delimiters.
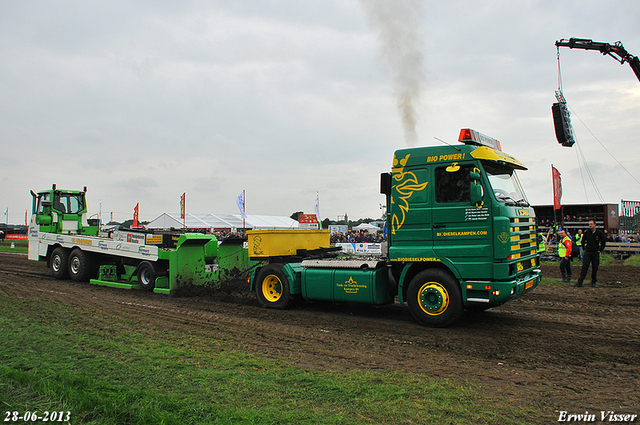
575, 229, 584, 261
537, 233, 546, 253
574, 219, 606, 288
557, 229, 572, 283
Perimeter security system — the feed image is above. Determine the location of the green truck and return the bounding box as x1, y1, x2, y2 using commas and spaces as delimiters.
28, 128, 540, 327
28, 186, 255, 294
249, 129, 541, 326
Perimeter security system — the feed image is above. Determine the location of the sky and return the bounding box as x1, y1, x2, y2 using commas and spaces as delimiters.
1, 0, 639, 225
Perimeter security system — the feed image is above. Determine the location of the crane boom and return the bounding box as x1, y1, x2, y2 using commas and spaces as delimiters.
555, 38, 640, 82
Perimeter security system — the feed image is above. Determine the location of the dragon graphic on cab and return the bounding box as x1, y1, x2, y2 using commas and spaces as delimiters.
391, 153, 428, 235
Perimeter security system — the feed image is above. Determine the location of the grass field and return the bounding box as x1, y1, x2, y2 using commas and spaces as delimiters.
0, 240, 27, 253
0, 296, 535, 425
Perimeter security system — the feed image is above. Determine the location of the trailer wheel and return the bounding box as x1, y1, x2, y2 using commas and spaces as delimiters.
255, 264, 293, 309
137, 261, 156, 291
407, 269, 462, 327
68, 249, 98, 282
50, 247, 70, 279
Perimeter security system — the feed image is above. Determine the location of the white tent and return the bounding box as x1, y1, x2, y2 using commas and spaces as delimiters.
352, 223, 380, 231
146, 213, 298, 230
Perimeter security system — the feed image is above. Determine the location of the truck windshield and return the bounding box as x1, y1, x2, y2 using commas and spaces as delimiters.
483, 162, 529, 207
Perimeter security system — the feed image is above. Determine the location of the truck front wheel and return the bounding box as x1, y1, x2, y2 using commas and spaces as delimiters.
254, 264, 293, 309
50, 247, 70, 279
68, 249, 98, 282
407, 269, 462, 327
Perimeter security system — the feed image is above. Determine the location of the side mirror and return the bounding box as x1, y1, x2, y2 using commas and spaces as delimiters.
380, 173, 391, 195
470, 169, 484, 207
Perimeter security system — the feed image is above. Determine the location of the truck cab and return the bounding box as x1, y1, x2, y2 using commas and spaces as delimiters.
381, 129, 540, 325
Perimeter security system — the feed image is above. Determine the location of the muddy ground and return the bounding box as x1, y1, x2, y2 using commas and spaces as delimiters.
1, 252, 638, 424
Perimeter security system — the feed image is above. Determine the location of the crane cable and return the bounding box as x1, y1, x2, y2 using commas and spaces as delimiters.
557, 46, 563, 93
556, 46, 599, 202
569, 106, 640, 189
556, 46, 640, 203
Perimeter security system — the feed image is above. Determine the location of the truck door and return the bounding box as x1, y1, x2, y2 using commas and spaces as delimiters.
387, 162, 432, 260
431, 163, 493, 278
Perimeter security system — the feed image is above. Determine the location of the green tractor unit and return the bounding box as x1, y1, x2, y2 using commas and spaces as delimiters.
249, 129, 541, 327
28, 185, 255, 294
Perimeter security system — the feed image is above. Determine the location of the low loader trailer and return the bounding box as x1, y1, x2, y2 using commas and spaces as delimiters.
249, 129, 542, 327
28, 185, 255, 294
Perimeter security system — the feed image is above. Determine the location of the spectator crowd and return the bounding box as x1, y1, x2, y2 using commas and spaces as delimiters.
331, 231, 385, 244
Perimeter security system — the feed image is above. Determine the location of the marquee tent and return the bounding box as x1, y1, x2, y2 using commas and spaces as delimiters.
352, 223, 380, 231
146, 213, 298, 231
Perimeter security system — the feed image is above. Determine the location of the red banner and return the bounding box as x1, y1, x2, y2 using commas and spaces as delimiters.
180, 193, 185, 219
133, 203, 139, 227
552, 165, 562, 210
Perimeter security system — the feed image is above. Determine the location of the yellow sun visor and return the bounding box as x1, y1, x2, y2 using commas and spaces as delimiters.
470, 146, 528, 170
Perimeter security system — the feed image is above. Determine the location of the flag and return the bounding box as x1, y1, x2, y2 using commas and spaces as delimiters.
552, 165, 562, 210
314, 193, 322, 229
133, 203, 139, 227
180, 193, 186, 219
3, 208, 6, 216
236, 190, 247, 219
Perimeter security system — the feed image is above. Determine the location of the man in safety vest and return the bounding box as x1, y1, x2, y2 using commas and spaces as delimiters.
558, 229, 572, 283
575, 229, 583, 261
537, 233, 546, 253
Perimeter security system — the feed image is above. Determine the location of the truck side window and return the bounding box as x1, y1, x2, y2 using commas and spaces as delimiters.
435, 165, 472, 203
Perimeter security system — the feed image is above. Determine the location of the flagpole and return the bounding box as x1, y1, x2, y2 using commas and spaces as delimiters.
243, 190, 246, 233
180, 193, 186, 229
551, 164, 557, 225
314, 192, 321, 230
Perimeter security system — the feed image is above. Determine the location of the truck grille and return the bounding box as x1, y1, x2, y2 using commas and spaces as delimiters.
507, 217, 538, 262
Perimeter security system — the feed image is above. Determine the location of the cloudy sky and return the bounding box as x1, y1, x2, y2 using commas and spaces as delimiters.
2, 0, 639, 224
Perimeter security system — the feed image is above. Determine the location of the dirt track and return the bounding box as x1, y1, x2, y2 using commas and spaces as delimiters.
1, 252, 639, 424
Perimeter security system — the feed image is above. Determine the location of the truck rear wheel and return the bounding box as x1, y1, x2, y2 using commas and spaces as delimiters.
255, 264, 293, 309
50, 247, 70, 279
137, 261, 156, 291
407, 269, 462, 327
68, 248, 98, 282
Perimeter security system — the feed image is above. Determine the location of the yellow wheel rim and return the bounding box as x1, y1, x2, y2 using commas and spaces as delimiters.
417, 282, 449, 316
262, 274, 283, 303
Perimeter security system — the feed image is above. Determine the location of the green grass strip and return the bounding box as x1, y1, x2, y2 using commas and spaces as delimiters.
0, 295, 534, 425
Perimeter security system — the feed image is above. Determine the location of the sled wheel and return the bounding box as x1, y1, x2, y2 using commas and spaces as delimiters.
137, 261, 156, 291
50, 247, 70, 279
255, 264, 293, 309
407, 269, 462, 327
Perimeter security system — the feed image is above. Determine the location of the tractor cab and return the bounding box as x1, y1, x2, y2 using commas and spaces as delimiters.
30, 184, 99, 235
